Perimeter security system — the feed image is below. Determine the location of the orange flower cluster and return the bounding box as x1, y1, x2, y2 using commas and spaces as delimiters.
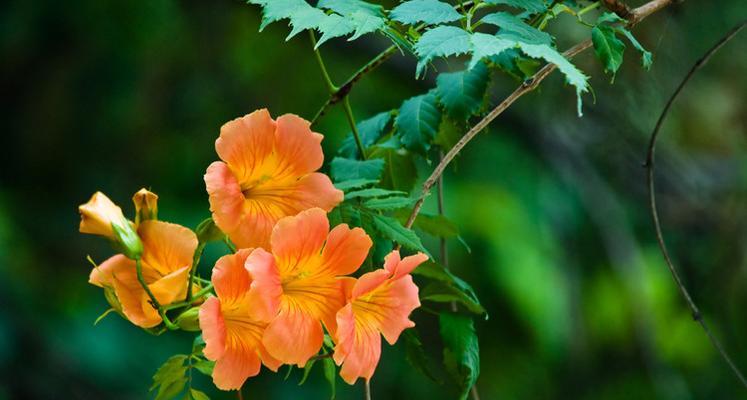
79, 109, 426, 392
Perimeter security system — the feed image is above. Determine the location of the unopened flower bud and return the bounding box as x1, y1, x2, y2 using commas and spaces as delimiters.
195, 218, 224, 244
132, 188, 158, 225
111, 220, 143, 259
79, 192, 143, 259
175, 307, 201, 332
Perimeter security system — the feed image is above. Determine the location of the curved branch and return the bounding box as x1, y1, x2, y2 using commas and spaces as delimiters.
405, 0, 677, 230
643, 20, 747, 388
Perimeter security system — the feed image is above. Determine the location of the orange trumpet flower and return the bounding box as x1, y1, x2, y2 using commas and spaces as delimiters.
333, 250, 427, 384
204, 109, 343, 250
89, 220, 198, 328
246, 208, 372, 366
199, 250, 281, 391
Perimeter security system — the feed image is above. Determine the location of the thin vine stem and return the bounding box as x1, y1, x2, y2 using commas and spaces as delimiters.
364, 379, 372, 400
643, 20, 747, 388
185, 242, 206, 302
343, 97, 367, 159
135, 257, 178, 330
405, 0, 676, 229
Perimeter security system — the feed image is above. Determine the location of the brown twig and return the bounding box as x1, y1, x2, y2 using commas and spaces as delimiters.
643, 20, 747, 388
602, 0, 633, 19
404, 0, 677, 230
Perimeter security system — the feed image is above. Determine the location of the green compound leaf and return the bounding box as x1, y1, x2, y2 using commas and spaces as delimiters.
330, 157, 385, 181
369, 145, 418, 192
480, 12, 552, 45
414, 26, 472, 77
515, 41, 589, 115
439, 313, 480, 400
348, 11, 386, 41
150, 355, 188, 400
591, 25, 625, 79
390, 0, 463, 26
396, 91, 441, 153
188, 389, 210, 400
315, 14, 356, 48
469, 32, 514, 69
317, 0, 383, 16
363, 196, 415, 210
403, 328, 441, 382
435, 62, 489, 120
619, 27, 652, 70
339, 111, 393, 158
345, 188, 406, 200
413, 261, 486, 316
334, 178, 379, 191
285, 5, 328, 39
483, 0, 547, 13
370, 213, 430, 256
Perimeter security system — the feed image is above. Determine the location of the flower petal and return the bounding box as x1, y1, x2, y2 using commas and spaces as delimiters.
211, 342, 262, 391
246, 248, 283, 322
89, 254, 137, 288
199, 296, 226, 361
79, 192, 126, 239
215, 109, 276, 186
384, 251, 428, 279
375, 275, 419, 344
351, 269, 390, 299
334, 304, 382, 385
138, 220, 198, 277
321, 224, 372, 276
212, 249, 254, 302
205, 161, 246, 243
270, 208, 329, 275
262, 305, 325, 367
273, 114, 324, 178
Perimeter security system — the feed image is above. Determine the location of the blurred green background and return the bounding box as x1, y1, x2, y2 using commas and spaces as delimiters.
1, 0, 746, 398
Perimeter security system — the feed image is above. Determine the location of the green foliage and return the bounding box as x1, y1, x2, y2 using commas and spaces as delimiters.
483, 0, 547, 13
469, 33, 515, 69
322, 357, 337, 399
363, 196, 416, 210
317, 0, 383, 17
592, 25, 625, 79
480, 12, 553, 45
316, 14, 357, 48
334, 178, 380, 191
413, 261, 486, 316
369, 213, 430, 255
396, 211, 459, 238
439, 313, 480, 400
339, 111, 392, 158
344, 188, 406, 200
330, 157, 385, 181
435, 62, 490, 120
186, 389, 210, 400
414, 26, 473, 77
390, 0, 464, 26
150, 355, 189, 400
368, 145, 418, 192
395, 91, 442, 153
402, 328, 440, 382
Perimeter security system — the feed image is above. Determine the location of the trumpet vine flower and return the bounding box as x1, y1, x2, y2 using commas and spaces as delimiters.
246, 208, 372, 366
333, 250, 427, 384
204, 109, 343, 250
89, 220, 198, 328
199, 249, 281, 391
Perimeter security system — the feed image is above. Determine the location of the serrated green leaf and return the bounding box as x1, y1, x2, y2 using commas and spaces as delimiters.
516, 42, 588, 115
488, 47, 540, 80
390, 0, 463, 26
414, 26, 472, 77
591, 25, 625, 79
189, 389, 210, 400
422, 282, 486, 314
469, 32, 515, 69
155, 376, 187, 400
370, 213, 430, 255
619, 28, 652, 70
483, 0, 547, 13
363, 196, 415, 210
369, 146, 418, 192
334, 179, 379, 191
340, 111, 393, 158
481, 12, 552, 45
403, 329, 441, 382
403, 212, 459, 238
318, 0, 383, 16
439, 313, 480, 400
330, 157, 385, 181
286, 5, 328, 39
348, 11, 385, 40
316, 14, 356, 48
396, 91, 441, 153
345, 188, 406, 200
435, 62, 489, 120
323, 358, 337, 399
151, 355, 188, 392
250, 0, 310, 31
192, 360, 214, 376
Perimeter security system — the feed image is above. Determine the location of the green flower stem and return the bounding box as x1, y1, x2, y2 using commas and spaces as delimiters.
309, 31, 367, 159
163, 283, 215, 312
185, 242, 206, 302
577, 1, 601, 16
342, 97, 366, 159
135, 258, 178, 330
